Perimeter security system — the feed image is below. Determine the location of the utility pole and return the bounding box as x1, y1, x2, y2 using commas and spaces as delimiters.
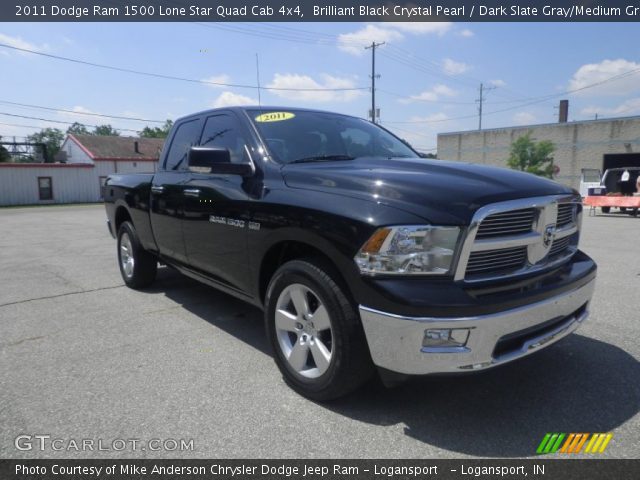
365, 41, 385, 123
476, 82, 496, 130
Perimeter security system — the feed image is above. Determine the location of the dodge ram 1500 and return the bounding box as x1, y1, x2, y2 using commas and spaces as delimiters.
104, 107, 597, 400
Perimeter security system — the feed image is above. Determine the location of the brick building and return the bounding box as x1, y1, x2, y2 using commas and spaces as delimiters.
437, 115, 640, 189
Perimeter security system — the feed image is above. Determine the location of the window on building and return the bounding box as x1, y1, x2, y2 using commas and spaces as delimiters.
38, 177, 53, 200
163, 119, 201, 170
67, 145, 72, 157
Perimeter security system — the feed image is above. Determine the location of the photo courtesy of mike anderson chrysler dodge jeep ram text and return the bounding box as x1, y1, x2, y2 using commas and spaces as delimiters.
104, 107, 597, 400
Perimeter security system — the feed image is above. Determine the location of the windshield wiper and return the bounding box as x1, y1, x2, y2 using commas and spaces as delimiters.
289, 154, 356, 164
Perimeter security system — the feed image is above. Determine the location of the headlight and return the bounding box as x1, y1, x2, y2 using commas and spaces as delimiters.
354, 225, 460, 275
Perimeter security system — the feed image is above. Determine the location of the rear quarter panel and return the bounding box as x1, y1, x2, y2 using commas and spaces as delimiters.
104, 173, 157, 251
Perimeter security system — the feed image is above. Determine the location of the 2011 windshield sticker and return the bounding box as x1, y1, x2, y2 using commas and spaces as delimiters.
255, 112, 295, 123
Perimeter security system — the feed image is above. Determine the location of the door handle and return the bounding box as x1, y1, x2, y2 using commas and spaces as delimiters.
184, 188, 201, 197
151, 185, 164, 194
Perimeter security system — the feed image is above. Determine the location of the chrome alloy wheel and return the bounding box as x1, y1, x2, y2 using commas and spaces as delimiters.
119, 232, 135, 279
274, 283, 333, 379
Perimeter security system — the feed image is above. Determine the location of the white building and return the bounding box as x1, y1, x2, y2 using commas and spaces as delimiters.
0, 135, 164, 206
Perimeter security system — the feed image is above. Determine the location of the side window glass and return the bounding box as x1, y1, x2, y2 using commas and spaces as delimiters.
200, 114, 249, 164
164, 119, 201, 171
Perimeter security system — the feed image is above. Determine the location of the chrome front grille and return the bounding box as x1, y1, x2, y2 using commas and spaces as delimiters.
475, 208, 535, 239
466, 247, 527, 275
548, 235, 572, 257
456, 195, 581, 282
557, 203, 576, 227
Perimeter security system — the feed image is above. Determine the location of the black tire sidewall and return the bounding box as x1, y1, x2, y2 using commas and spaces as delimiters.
265, 259, 371, 400
117, 221, 156, 288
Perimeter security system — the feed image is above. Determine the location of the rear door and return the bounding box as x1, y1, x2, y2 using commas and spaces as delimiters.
181, 111, 254, 292
150, 117, 203, 264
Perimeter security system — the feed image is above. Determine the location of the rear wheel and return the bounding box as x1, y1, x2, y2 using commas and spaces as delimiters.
265, 259, 373, 401
117, 221, 157, 289
601, 206, 611, 213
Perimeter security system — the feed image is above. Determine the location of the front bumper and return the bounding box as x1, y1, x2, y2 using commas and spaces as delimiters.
359, 276, 595, 375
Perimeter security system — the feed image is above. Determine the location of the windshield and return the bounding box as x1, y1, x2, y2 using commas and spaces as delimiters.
248, 109, 417, 164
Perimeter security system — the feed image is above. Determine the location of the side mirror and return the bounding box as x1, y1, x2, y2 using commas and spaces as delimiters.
188, 147, 254, 176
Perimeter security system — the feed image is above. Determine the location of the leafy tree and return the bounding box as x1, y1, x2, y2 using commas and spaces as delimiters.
93, 124, 120, 136
139, 120, 173, 138
0, 135, 10, 162
67, 122, 90, 135
27, 128, 65, 162
507, 133, 555, 179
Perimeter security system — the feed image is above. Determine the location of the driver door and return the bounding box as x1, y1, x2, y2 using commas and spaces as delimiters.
182, 111, 254, 293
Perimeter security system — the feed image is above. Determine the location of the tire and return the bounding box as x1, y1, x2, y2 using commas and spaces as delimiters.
265, 259, 374, 401
601, 206, 610, 214
117, 221, 157, 289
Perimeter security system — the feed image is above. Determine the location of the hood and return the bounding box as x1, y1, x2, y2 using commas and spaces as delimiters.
282, 157, 575, 225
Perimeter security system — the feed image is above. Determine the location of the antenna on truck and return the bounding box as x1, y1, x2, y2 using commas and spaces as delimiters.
256, 53, 262, 106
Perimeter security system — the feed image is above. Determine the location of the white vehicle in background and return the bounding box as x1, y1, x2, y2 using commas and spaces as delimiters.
579, 168, 603, 198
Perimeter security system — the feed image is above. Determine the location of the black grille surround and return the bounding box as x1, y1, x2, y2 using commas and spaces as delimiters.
456, 197, 582, 282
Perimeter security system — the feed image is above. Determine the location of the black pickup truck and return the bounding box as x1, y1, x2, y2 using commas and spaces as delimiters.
104, 107, 596, 400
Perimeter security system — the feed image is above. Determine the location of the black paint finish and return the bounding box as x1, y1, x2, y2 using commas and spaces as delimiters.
104, 106, 596, 316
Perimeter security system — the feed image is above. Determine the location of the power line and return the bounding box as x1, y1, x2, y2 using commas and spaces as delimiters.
0, 100, 165, 123
377, 88, 478, 105
0, 112, 142, 133
0, 43, 368, 92
0, 122, 47, 131
384, 66, 640, 125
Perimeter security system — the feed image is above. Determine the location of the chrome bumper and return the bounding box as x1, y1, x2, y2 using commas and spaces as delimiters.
359, 278, 595, 375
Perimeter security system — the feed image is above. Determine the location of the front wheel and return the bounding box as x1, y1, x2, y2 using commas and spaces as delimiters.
601, 206, 611, 213
265, 259, 373, 401
117, 221, 157, 289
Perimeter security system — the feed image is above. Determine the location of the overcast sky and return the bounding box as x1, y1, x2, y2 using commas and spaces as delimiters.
1, 22, 639, 152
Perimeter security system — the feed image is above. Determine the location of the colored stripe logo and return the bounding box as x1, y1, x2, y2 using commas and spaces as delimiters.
537, 433, 613, 454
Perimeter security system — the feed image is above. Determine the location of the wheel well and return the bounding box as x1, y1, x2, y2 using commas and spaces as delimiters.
259, 241, 351, 304
115, 206, 132, 233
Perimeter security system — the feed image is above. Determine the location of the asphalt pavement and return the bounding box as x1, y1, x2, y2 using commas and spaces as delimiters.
0, 204, 638, 458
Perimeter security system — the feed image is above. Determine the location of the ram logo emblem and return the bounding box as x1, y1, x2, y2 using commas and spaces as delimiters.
543, 224, 556, 248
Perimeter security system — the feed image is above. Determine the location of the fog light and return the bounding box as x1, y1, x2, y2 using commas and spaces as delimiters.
423, 328, 470, 348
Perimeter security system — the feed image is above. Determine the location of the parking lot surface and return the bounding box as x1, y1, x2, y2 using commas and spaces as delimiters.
1, 205, 638, 458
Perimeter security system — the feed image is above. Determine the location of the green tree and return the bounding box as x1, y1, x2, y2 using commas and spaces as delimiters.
139, 120, 173, 138
0, 135, 10, 162
67, 122, 90, 135
93, 124, 120, 136
507, 133, 555, 179
0, 144, 10, 162
27, 128, 65, 162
